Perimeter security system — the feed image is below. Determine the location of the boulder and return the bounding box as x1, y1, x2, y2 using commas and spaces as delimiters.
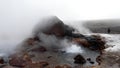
74, 54, 86, 64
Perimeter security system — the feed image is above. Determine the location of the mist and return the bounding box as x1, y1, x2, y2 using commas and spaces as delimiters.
1, 0, 120, 37
0, 0, 120, 59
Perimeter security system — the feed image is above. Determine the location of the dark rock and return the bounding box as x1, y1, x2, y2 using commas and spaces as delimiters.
74, 54, 86, 64
64, 25, 85, 38
87, 58, 95, 64
47, 56, 52, 59
89, 61, 94, 64
43, 20, 66, 37
96, 56, 102, 65
72, 34, 105, 52
85, 35, 105, 51
33, 36, 40, 41
87, 58, 91, 61
30, 46, 47, 52
39, 61, 49, 67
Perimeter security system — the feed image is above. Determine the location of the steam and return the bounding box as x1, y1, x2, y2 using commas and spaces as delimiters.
38, 33, 65, 49
0, 15, 90, 57
65, 21, 92, 34
33, 16, 62, 35
33, 16, 89, 52
27, 16, 102, 67
100, 34, 120, 52
65, 44, 83, 53
0, 16, 99, 66
38, 29, 84, 54
0, 15, 120, 67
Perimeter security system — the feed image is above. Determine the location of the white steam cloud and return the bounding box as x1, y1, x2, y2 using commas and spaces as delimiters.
65, 44, 83, 53
0, 0, 120, 56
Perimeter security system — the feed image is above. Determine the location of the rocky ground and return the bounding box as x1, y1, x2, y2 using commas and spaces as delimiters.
0, 17, 120, 68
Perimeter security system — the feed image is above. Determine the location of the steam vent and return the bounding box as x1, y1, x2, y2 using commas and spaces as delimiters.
0, 16, 120, 68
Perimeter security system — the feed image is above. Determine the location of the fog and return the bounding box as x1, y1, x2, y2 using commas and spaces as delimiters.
0, 0, 120, 55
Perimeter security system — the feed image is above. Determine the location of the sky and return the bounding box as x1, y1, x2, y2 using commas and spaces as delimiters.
0, 0, 120, 35
0, 0, 120, 54
0, 0, 120, 37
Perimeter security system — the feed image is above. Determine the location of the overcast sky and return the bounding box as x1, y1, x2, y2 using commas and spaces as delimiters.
0, 0, 120, 38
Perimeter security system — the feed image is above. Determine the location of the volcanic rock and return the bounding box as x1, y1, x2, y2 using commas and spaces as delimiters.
72, 38, 90, 47
26, 38, 35, 45
33, 36, 40, 41
30, 46, 47, 52
72, 35, 105, 52
74, 54, 86, 64
87, 58, 91, 61
96, 56, 102, 65
45, 22, 65, 37
89, 61, 94, 64
85, 35, 105, 51
9, 53, 32, 67
9, 57, 26, 67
